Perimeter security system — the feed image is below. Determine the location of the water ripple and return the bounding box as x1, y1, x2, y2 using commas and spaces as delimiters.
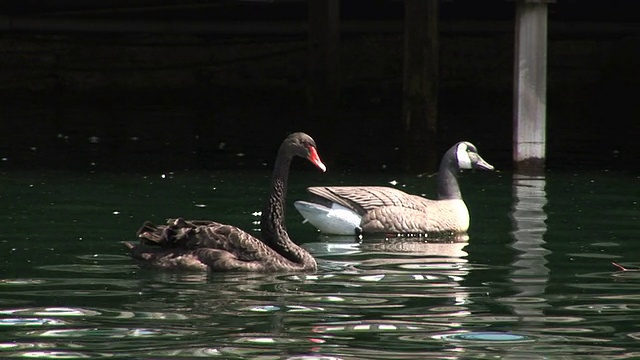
570, 283, 640, 290
311, 320, 451, 335
234, 304, 329, 315
565, 303, 640, 313
0, 277, 142, 299
0, 318, 68, 326
21, 327, 202, 339
76, 254, 130, 262
436, 331, 534, 343
1, 307, 101, 317
4, 350, 97, 359
540, 325, 616, 334
0, 279, 47, 285
0, 342, 115, 358
0, 306, 209, 324
37, 263, 137, 274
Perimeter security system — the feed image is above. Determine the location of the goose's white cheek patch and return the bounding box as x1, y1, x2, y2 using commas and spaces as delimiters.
456, 143, 472, 169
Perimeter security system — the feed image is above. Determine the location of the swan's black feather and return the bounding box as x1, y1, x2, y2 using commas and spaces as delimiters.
126, 132, 325, 272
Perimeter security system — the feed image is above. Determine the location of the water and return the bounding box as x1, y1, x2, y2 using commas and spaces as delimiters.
1, 168, 639, 359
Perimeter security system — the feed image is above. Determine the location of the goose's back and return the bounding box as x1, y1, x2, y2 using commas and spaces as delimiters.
308, 186, 431, 213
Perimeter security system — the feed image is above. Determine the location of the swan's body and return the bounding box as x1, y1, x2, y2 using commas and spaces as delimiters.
294, 141, 493, 235
125, 132, 326, 272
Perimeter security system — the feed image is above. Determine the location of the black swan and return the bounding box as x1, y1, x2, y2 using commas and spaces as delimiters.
294, 141, 493, 235
125, 132, 326, 272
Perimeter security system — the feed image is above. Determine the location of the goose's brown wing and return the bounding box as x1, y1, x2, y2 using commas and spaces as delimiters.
306, 186, 431, 213
359, 201, 467, 234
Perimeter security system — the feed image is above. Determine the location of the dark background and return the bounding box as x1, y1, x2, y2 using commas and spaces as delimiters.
0, 0, 638, 173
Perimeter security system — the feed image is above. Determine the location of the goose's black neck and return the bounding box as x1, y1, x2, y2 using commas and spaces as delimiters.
437, 149, 462, 200
260, 147, 315, 267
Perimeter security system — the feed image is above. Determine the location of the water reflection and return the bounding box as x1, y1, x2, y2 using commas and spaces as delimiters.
312, 234, 469, 258
306, 233, 473, 349
506, 173, 550, 317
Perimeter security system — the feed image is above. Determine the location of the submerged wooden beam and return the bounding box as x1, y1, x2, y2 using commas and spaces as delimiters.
402, 0, 439, 173
513, 0, 553, 174
307, 0, 340, 116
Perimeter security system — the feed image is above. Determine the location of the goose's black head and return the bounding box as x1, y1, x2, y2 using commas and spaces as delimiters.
454, 141, 494, 172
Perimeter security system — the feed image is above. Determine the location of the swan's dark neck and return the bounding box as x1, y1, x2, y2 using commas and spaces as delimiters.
260, 151, 316, 267
437, 151, 462, 200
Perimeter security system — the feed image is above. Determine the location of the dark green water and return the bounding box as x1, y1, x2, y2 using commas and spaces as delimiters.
1, 168, 639, 359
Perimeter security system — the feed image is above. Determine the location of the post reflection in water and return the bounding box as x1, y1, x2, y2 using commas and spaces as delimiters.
508, 172, 551, 317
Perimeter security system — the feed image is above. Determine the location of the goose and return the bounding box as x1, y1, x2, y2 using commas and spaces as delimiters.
294, 141, 494, 235
125, 132, 326, 272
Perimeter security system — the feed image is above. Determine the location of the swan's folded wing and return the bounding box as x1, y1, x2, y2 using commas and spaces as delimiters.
136, 218, 225, 247
130, 218, 275, 269
137, 218, 269, 259
307, 186, 431, 213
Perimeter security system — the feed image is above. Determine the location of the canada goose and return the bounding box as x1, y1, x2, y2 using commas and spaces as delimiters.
125, 132, 326, 272
294, 141, 494, 235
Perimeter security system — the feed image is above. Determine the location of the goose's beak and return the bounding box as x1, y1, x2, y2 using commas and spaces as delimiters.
309, 146, 327, 172
474, 156, 495, 171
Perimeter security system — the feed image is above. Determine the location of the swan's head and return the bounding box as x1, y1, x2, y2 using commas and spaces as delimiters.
286, 132, 327, 172
454, 141, 494, 171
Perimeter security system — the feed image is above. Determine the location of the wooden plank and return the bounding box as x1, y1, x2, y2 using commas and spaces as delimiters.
402, 0, 439, 173
307, 0, 340, 115
513, 0, 549, 174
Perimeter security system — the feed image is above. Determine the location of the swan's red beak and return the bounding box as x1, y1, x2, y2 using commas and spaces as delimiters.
308, 146, 327, 172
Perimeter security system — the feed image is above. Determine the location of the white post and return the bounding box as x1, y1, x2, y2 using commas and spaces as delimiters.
513, 0, 552, 174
